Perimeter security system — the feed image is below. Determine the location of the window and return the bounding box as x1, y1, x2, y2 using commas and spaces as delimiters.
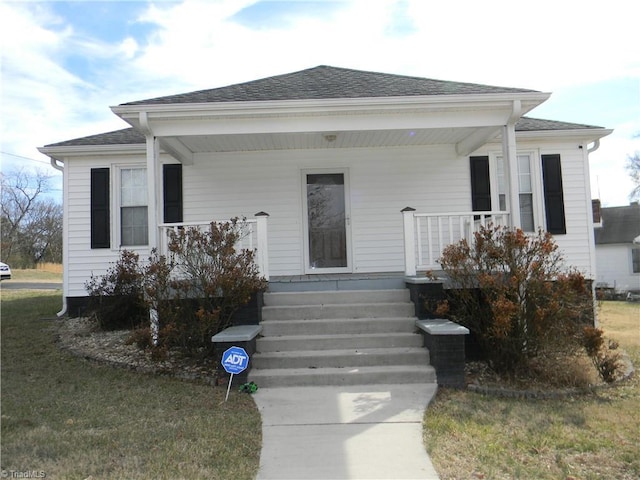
120, 167, 148, 246
632, 248, 640, 274
495, 153, 535, 232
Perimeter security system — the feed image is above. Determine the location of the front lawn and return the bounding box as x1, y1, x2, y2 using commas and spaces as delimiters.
0, 290, 261, 480
423, 300, 640, 480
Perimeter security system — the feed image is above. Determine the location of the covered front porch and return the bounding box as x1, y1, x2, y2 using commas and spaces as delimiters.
158, 209, 509, 284
108, 68, 548, 281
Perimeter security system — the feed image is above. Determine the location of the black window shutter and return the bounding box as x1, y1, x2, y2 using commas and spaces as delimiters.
90, 168, 110, 248
470, 156, 491, 212
163, 164, 183, 223
542, 154, 566, 234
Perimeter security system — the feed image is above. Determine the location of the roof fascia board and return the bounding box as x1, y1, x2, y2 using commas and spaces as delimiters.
512, 128, 614, 142
111, 92, 551, 120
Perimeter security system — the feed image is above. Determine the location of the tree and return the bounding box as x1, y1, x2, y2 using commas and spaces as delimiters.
626, 151, 640, 201
0, 168, 62, 267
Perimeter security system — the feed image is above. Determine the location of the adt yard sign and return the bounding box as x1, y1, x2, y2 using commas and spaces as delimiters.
221, 346, 249, 375
221, 346, 249, 402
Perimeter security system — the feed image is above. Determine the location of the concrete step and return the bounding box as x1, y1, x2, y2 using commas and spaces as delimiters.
248, 364, 437, 387
256, 332, 423, 352
264, 289, 410, 306
260, 317, 416, 336
262, 302, 415, 321
252, 347, 429, 369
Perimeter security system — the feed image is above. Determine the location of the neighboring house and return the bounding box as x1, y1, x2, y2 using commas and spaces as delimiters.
594, 202, 640, 295
39, 65, 612, 316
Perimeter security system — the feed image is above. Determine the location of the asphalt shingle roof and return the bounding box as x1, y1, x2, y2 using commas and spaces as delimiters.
42, 66, 605, 148
514, 117, 603, 131
45, 128, 146, 147
594, 204, 640, 244
121, 65, 540, 106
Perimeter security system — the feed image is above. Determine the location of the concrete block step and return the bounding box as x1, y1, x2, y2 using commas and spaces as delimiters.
248, 364, 437, 387
262, 302, 415, 321
252, 347, 429, 369
263, 289, 410, 306
260, 317, 416, 336
256, 332, 423, 352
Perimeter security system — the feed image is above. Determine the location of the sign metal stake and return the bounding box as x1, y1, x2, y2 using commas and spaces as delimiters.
225, 373, 234, 402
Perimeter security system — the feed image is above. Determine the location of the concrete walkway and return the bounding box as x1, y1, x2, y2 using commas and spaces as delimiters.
253, 384, 440, 480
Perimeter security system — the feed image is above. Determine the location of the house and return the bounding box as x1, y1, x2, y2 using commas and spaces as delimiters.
594, 202, 640, 296
39, 65, 612, 386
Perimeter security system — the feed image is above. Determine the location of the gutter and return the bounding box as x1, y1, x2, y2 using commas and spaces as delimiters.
587, 139, 601, 153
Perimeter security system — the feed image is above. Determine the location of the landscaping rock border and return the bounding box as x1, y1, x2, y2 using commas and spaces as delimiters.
54, 317, 219, 385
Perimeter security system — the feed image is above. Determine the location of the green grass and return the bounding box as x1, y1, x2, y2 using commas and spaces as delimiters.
8, 268, 63, 282
1, 290, 261, 479
424, 301, 640, 480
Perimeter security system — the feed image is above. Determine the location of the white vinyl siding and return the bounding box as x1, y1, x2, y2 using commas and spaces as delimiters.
596, 244, 640, 293
62, 138, 597, 297
184, 145, 468, 277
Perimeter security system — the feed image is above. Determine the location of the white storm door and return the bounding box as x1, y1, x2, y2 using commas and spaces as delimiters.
303, 170, 352, 273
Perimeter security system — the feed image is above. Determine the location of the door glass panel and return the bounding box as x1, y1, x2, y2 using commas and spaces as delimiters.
307, 174, 347, 269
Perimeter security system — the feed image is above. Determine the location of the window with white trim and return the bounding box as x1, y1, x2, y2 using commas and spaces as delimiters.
120, 167, 148, 246
494, 153, 538, 232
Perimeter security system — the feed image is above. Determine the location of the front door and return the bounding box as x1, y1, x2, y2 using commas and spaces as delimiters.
303, 170, 351, 273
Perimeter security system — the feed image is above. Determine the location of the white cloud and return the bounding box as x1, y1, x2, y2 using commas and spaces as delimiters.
1, 0, 639, 206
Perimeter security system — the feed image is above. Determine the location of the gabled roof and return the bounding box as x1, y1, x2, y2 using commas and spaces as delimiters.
120, 65, 540, 106
42, 116, 605, 148
594, 203, 640, 244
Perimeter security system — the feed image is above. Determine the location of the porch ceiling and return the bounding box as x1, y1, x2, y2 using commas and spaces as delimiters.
165, 126, 494, 154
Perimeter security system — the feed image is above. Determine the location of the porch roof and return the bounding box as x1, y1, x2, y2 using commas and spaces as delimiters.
41, 116, 608, 149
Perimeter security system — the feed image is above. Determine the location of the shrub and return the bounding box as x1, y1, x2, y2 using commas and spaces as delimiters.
439, 225, 594, 377
85, 250, 147, 330
582, 326, 623, 383
165, 218, 267, 329
86, 219, 267, 360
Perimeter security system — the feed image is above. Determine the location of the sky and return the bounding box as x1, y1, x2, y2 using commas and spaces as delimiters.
1, 0, 638, 206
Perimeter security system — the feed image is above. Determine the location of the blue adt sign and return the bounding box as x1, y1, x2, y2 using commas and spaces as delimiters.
221, 346, 249, 375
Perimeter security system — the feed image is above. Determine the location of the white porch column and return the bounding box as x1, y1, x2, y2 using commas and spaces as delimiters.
255, 211, 270, 281
502, 122, 521, 229
402, 207, 417, 276
145, 135, 160, 250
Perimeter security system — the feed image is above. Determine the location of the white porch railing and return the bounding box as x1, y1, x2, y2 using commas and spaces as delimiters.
402, 208, 510, 275
157, 213, 269, 280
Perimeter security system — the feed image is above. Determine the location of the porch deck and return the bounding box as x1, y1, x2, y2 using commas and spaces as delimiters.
268, 272, 443, 292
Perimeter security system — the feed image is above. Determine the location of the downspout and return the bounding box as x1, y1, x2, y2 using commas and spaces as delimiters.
50, 157, 64, 172
584, 139, 600, 325
50, 157, 68, 317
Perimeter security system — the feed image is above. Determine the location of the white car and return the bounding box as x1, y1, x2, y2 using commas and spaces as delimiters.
0, 262, 11, 280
